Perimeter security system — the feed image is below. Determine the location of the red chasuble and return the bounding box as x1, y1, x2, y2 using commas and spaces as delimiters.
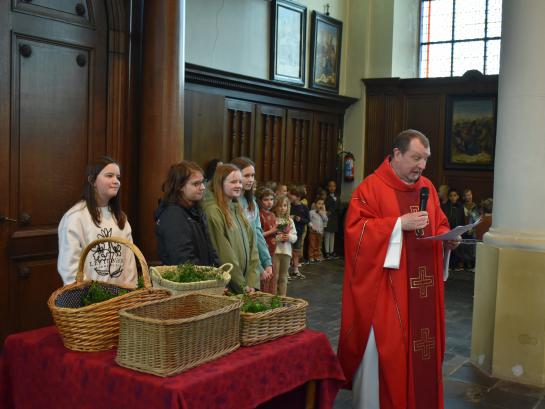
338, 157, 450, 409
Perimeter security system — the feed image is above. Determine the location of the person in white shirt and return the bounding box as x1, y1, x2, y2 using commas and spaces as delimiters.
57, 156, 136, 287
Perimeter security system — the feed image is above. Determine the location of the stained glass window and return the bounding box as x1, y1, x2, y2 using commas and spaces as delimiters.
419, 0, 502, 78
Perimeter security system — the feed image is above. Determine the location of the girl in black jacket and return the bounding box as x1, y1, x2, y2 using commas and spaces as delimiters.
154, 161, 220, 266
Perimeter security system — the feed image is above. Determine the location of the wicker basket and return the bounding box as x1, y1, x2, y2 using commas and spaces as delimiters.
150, 263, 232, 295
48, 237, 171, 352
116, 293, 242, 377
239, 292, 308, 346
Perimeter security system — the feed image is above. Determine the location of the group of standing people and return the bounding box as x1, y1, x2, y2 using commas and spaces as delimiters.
57, 154, 339, 299
438, 184, 493, 271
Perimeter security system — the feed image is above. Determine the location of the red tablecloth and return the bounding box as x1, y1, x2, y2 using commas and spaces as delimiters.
1, 326, 345, 409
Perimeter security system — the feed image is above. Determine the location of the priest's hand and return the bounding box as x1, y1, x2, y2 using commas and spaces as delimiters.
445, 236, 461, 250
400, 211, 429, 231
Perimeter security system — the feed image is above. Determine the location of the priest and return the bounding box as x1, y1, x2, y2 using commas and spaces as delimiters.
338, 129, 460, 409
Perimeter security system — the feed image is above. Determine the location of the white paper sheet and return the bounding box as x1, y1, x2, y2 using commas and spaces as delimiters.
418, 218, 482, 241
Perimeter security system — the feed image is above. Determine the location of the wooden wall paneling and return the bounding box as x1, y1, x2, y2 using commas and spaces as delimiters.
0, 0, 10, 342
404, 95, 443, 186
1, 0, 109, 341
312, 113, 340, 193
363, 76, 497, 203
223, 98, 255, 162
285, 109, 313, 184
364, 95, 386, 177
184, 90, 225, 168
254, 104, 285, 183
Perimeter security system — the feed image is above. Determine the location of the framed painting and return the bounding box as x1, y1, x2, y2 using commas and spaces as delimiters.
270, 0, 306, 86
445, 95, 497, 170
309, 11, 342, 93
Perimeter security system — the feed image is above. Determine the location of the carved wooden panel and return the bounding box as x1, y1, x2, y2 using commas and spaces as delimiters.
1, 0, 108, 342
254, 105, 285, 183
285, 109, 312, 184
223, 99, 254, 161
9, 258, 61, 332
364, 94, 386, 177
13, 0, 95, 27
13, 36, 91, 228
405, 95, 443, 185
313, 113, 339, 187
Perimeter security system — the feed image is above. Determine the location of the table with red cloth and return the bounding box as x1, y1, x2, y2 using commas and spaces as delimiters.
1, 326, 345, 409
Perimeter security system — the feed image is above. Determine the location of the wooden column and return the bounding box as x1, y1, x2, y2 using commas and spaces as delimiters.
138, 0, 185, 261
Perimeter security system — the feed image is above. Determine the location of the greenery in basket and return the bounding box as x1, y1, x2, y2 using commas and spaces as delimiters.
161, 263, 223, 283
239, 293, 283, 313
81, 281, 129, 307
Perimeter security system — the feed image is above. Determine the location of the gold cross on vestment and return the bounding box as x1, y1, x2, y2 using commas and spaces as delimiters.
413, 328, 435, 360
410, 266, 434, 298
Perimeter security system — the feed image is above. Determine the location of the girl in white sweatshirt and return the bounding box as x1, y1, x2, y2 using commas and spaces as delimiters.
57, 156, 136, 286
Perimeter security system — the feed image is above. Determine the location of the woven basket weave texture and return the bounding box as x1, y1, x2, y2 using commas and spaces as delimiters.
48, 237, 170, 352
116, 292, 242, 377
239, 292, 308, 346
150, 263, 232, 295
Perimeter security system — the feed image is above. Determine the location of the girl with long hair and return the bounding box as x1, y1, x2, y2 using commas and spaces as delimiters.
231, 157, 273, 287
203, 163, 259, 294
272, 195, 297, 296
154, 160, 220, 266
57, 156, 136, 286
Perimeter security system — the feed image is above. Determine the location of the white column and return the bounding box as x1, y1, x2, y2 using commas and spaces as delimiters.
484, 0, 545, 251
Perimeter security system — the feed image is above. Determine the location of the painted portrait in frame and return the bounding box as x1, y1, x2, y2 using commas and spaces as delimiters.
270, 0, 306, 86
309, 11, 342, 93
445, 95, 497, 170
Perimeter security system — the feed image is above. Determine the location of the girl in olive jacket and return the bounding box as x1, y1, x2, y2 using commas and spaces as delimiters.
203, 163, 260, 294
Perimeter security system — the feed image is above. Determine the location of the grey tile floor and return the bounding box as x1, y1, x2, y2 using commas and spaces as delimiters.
288, 259, 545, 409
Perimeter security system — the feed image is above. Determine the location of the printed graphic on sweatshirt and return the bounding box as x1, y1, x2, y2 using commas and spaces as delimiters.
88, 228, 124, 278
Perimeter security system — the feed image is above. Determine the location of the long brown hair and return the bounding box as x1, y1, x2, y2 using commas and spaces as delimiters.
231, 156, 256, 212
161, 160, 204, 205
210, 163, 243, 228
83, 156, 126, 229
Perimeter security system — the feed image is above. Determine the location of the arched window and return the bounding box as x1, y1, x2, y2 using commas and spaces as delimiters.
419, 0, 502, 78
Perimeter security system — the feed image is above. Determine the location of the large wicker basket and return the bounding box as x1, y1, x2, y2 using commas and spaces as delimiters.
239, 292, 308, 346
150, 263, 232, 295
116, 293, 242, 377
48, 237, 171, 352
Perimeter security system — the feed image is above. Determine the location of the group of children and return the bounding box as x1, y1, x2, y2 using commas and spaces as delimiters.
255, 179, 340, 295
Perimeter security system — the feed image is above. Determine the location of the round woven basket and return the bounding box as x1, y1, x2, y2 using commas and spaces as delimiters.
150, 263, 232, 295
48, 237, 171, 352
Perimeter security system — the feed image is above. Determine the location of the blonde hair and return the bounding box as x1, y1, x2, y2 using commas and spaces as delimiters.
272, 195, 291, 218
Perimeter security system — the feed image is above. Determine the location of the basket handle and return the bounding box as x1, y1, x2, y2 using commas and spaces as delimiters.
76, 237, 151, 288
218, 263, 233, 275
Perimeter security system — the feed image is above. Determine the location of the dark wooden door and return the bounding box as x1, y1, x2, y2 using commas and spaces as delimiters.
0, 0, 108, 342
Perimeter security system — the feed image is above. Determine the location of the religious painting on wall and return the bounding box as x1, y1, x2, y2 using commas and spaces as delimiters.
309, 11, 342, 93
445, 95, 497, 170
270, 0, 307, 86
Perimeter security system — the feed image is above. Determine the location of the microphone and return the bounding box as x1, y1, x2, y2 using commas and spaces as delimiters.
419, 187, 429, 211
416, 187, 429, 237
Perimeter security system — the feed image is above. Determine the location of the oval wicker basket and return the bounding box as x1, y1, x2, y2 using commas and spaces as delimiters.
239, 292, 308, 346
150, 263, 232, 295
48, 237, 171, 352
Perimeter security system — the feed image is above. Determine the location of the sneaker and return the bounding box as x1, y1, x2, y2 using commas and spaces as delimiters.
294, 271, 306, 279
